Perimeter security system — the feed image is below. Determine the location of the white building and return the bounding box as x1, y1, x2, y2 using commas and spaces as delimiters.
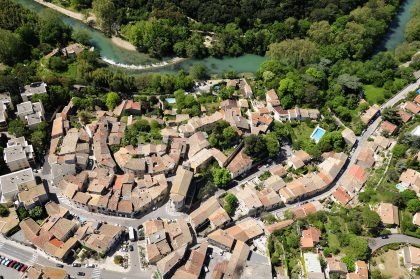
21, 82, 47, 102
0, 168, 36, 202
4, 137, 34, 172
16, 101, 45, 129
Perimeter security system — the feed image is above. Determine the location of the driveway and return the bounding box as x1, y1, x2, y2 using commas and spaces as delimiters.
368, 234, 420, 252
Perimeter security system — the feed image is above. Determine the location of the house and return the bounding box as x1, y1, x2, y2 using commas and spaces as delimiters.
207, 229, 235, 252
0, 92, 12, 129
398, 109, 412, 123
360, 104, 380, 125
0, 168, 35, 202
21, 82, 47, 102
303, 252, 324, 279
402, 101, 420, 114
18, 183, 48, 209
347, 261, 368, 279
332, 187, 351, 205
232, 186, 263, 216
288, 150, 311, 170
402, 246, 420, 271
225, 218, 264, 243
380, 120, 397, 135
4, 137, 34, 172
326, 258, 348, 277
173, 243, 208, 279
339, 164, 368, 195
355, 148, 375, 169
61, 43, 84, 58
189, 196, 230, 231
266, 89, 280, 110
16, 101, 45, 129
169, 167, 193, 211
378, 202, 399, 226
341, 128, 357, 146
224, 240, 250, 279
264, 219, 294, 234
300, 227, 321, 249
114, 146, 146, 176
226, 150, 252, 179
84, 223, 123, 256
399, 169, 420, 195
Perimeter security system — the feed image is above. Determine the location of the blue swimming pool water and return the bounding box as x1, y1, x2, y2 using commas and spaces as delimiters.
311, 127, 326, 143
165, 98, 176, 104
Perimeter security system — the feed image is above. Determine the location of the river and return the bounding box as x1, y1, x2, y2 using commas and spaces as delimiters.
15, 0, 267, 74
14, 0, 417, 74
374, 0, 418, 52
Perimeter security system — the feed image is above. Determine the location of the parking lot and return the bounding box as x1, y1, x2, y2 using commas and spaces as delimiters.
0, 260, 25, 279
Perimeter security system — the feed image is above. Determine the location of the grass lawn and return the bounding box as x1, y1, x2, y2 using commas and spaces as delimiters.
363, 85, 386, 104
290, 121, 315, 142
371, 250, 410, 279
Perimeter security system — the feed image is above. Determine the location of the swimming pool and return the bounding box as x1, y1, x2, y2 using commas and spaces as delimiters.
165, 98, 176, 104
310, 126, 326, 143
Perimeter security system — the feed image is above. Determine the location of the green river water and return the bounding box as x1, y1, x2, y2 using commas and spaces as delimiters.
14, 0, 418, 74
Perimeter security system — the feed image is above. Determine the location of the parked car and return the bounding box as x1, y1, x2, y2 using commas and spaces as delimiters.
72, 263, 81, 267
129, 245, 134, 252
8, 260, 16, 267
20, 265, 28, 272
15, 263, 23, 270
77, 272, 85, 276
56, 264, 64, 268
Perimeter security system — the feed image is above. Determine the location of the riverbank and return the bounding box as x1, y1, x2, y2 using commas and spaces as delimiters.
111, 36, 137, 51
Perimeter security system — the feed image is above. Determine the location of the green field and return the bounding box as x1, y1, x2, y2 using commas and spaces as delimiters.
363, 85, 386, 104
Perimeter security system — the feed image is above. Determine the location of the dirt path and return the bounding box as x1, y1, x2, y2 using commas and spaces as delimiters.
34, 0, 86, 21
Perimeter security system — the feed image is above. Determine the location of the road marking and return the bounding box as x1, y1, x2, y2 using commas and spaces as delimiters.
91, 268, 102, 279
28, 254, 38, 265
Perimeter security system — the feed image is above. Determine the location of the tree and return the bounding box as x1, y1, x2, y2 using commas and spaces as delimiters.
39, 10, 72, 46
400, 190, 417, 205
212, 168, 231, 188
29, 206, 45, 220
114, 255, 124, 265
381, 108, 401, 125
72, 28, 91, 45
405, 17, 420, 42
92, 0, 116, 34
244, 134, 267, 159
48, 57, 68, 72
17, 207, 28, 220
105, 92, 121, 111
0, 29, 28, 65
265, 132, 280, 157
189, 64, 208, 80
267, 39, 319, 67
337, 74, 362, 92
392, 144, 407, 159
0, 204, 9, 217
318, 131, 345, 153
361, 207, 381, 229
341, 256, 355, 272
406, 199, 420, 213
224, 193, 238, 216
8, 119, 27, 138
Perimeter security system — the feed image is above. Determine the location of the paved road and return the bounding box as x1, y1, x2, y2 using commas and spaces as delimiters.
368, 234, 420, 252
0, 236, 153, 279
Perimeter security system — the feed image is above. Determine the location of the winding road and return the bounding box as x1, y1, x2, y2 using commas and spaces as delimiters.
369, 234, 420, 252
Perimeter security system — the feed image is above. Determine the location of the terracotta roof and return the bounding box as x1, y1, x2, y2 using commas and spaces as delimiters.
398, 109, 412, 123
208, 229, 235, 250
403, 101, 420, 114
332, 187, 351, 205
378, 203, 399, 225
380, 120, 397, 134
265, 219, 294, 234
300, 227, 321, 248
225, 218, 264, 242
